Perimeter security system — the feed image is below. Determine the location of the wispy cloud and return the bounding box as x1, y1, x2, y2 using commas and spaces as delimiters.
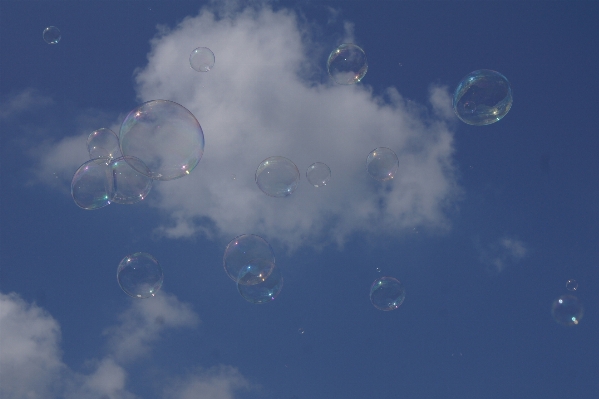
477, 236, 529, 274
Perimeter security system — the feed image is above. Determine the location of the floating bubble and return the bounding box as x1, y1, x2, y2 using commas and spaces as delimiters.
119, 100, 204, 181
366, 147, 398, 181
117, 252, 163, 298
237, 258, 275, 286
189, 47, 215, 72
566, 279, 578, 291
298, 328, 305, 334
71, 158, 114, 210
255, 156, 300, 197
370, 277, 406, 311
87, 128, 121, 160
327, 43, 368, 85
223, 234, 275, 283
552, 295, 583, 326
43, 26, 61, 44
306, 162, 331, 187
453, 69, 513, 125
238, 263, 283, 304
110, 156, 153, 204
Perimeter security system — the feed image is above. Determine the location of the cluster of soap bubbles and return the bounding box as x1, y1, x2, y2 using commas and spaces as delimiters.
551, 279, 583, 326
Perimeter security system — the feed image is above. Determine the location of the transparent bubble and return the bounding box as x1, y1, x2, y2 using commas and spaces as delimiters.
238, 263, 283, 304
370, 277, 406, 311
453, 69, 513, 125
43, 26, 61, 44
223, 234, 275, 283
117, 252, 163, 299
189, 47, 215, 72
237, 258, 275, 286
109, 156, 153, 204
552, 295, 583, 326
119, 100, 204, 181
87, 128, 121, 160
255, 156, 300, 197
366, 147, 399, 181
327, 43, 368, 85
71, 158, 114, 210
298, 328, 305, 334
306, 162, 331, 187
566, 279, 578, 292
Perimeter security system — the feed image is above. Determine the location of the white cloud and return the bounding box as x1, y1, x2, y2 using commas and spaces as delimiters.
477, 236, 529, 274
163, 366, 251, 399
0, 89, 54, 120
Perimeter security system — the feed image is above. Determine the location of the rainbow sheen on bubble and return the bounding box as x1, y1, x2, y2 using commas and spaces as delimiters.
327, 43, 368, 85
238, 263, 283, 304
87, 128, 121, 160
306, 162, 331, 188
453, 69, 513, 126
109, 156, 153, 204
43, 26, 61, 44
117, 252, 163, 299
552, 295, 583, 326
237, 258, 275, 286
189, 47, 215, 72
370, 277, 406, 311
366, 147, 398, 181
223, 234, 275, 284
71, 158, 113, 210
119, 100, 204, 181
255, 156, 300, 197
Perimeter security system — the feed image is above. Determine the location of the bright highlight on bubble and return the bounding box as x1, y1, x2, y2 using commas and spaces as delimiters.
327, 43, 368, 85
109, 156, 153, 204
566, 279, 578, 291
366, 147, 398, 181
552, 295, 583, 326
370, 277, 406, 311
189, 47, 215, 72
71, 158, 113, 210
87, 128, 121, 160
119, 100, 204, 181
255, 156, 300, 197
117, 252, 164, 299
223, 234, 275, 284
453, 69, 513, 125
237, 258, 275, 286
237, 263, 283, 304
306, 162, 331, 187
43, 26, 61, 44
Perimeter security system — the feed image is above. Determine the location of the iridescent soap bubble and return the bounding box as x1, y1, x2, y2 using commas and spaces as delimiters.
237, 258, 275, 286
566, 279, 578, 291
453, 69, 513, 125
117, 252, 163, 298
366, 147, 398, 181
255, 156, 300, 197
43, 26, 61, 44
552, 295, 583, 326
189, 47, 215, 72
370, 277, 406, 311
109, 156, 153, 204
327, 43, 368, 85
119, 100, 204, 181
306, 162, 331, 187
87, 128, 121, 160
71, 158, 114, 210
223, 234, 275, 283
238, 263, 283, 304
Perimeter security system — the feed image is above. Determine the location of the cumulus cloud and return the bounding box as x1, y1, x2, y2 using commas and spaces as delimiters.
477, 236, 529, 274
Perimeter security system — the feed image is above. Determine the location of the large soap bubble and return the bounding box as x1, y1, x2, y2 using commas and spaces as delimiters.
189, 47, 215, 72
117, 252, 163, 298
238, 263, 283, 304
119, 100, 204, 181
552, 295, 583, 326
453, 69, 513, 125
87, 128, 121, 160
223, 234, 275, 283
43, 26, 61, 44
71, 158, 114, 210
306, 162, 331, 188
370, 277, 406, 311
366, 147, 398, 181
255, 156, 300, 197
109, 156, 153, 204
327, 43, 368, 85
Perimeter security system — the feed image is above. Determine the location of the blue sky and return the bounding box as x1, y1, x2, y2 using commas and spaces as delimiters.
1, 1, 598, 398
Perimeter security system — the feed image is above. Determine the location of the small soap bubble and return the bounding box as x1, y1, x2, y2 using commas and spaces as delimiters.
566, 279, 578, 292
298, 328, 305, 334
238, 263, 283, 304
109, 156, 153, 204
117, 252, 163, 298
327, 43, 368, 85
366, 147, 398, 181
306, 162, 331, 187
255, 156, 300, 197
119, 100, 204, 181
453, 69, 513, 125
87, 128, 121, 160
189, 47, 215, 72
43, 26, 61, 44
370, 277, 406, 311
223, 234, 275, 283
71, 158, 114, 210
237, 258, 275, 286
552, 295, 583, 326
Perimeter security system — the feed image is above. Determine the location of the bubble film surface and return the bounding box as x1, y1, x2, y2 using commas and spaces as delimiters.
87, 128, 121, 160
223, 234, 276, 283
117, 252, 164, 299
366, 147, 398, 181
255, 156, 300, 197
370, 277, 406, 311
71, 158, 113, 210
189, 47, 215, 72
453, 69, 512, 125
327, 43, 368, 85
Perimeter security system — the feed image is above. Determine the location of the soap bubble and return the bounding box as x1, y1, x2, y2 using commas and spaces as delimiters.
71, 158, 114, 210
238, 263, 283, 304
189, 47, 215, 72
370, 277, 406, 311
237, 258, 275, 286
119, 100, 204, 181
109, 156, 153, 204
566, 279, 578, 291
552, 295, 583, 326
87, 128, 121, 160
43, 26, 61, 44
306, 162, 331, 187
223, 234, 275, 283
255, 156, 300, 197
453, 69, 513, 125
117, 252, 163, 298
327, 43, 368, 85
366, 147, 398, 181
